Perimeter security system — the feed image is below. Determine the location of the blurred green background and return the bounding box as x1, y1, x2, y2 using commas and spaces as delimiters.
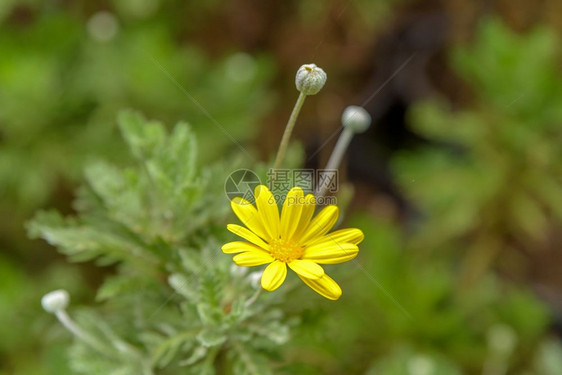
2, 0, 562, 374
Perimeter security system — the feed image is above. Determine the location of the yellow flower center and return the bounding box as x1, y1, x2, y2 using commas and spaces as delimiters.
269, 239, 303, 263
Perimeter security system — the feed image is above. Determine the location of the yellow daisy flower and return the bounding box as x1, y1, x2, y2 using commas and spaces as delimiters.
222, 185, 363, 300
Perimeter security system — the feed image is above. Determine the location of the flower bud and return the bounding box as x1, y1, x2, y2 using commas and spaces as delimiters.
295, 64, 327, 95
342, 105, 372, 133
41, 289, 70, 313
248, 271, 264, 290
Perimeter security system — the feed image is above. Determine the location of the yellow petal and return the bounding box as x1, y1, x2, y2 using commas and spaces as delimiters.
291, 194, 316, 241
302, 242, 358, 264
280, 187, 304, 241
221, 241, 264, 254
298, 274, 342, 300
307, 228, 364, 247
231, 197, 270, 241
299, 205, 339, 245
233, 251, 274, 266
288, 259, 324, 279
260, 261, 287, 291
227, 224, 269, 250
254, 185, 279, 239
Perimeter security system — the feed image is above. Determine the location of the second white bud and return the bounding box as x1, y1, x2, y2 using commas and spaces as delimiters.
41, 289, 70, 313
342, 105, 372, 133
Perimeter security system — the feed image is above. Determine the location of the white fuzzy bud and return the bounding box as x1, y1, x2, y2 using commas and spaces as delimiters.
295, 63, 327, 95
342, 105, 372, 133
248, 271, 264, 290
41, 289, 70, 313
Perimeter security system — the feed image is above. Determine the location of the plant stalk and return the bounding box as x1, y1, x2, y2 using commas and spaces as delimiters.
272, 92, 307, 173
315, 126, 354, 198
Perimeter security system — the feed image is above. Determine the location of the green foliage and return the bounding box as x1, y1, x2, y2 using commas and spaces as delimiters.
393, 19, 562, 278
0, 254, 87, 375
29, 112, 291, 374
28, 111, 230, 268
286, 217, 553, 374
0, 2, 273, 210
0, 2, 274, 371
366, 347, 461, 375
532, 339, 562, 375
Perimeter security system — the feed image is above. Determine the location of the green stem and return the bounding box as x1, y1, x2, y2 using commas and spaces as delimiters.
272, 92, 307, 172
245, 288, 263, 307
315, 126, 354, 198
55, 309, 114, 357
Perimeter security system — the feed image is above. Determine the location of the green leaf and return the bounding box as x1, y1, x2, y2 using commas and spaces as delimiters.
151, 331, 196, 369
230, 344, 272, 375
118, 110, 166, 160
196, 328, 226, 348
196, 304, 223, 326
179, 346, 207, 366
169, 273, 199, 302
96, 274, 149, 301
28, 210, 158, 267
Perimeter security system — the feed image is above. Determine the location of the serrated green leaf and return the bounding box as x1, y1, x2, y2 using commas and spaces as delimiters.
151, 331, 196, 369
231, 344, 272, 375
118, 110, 166, 160
196, 304, 223, 325
168, 273, 199, 302
196, 328, 226, 348
179, 346, 207, 366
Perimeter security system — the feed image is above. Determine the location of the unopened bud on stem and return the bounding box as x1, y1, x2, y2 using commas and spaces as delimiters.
295, 64, 327, 95
41, 289, 70, 313
342, 105, 372, 133
272, 63, 327, 176
41, 289, 118, 356
315, 106, 372, 198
